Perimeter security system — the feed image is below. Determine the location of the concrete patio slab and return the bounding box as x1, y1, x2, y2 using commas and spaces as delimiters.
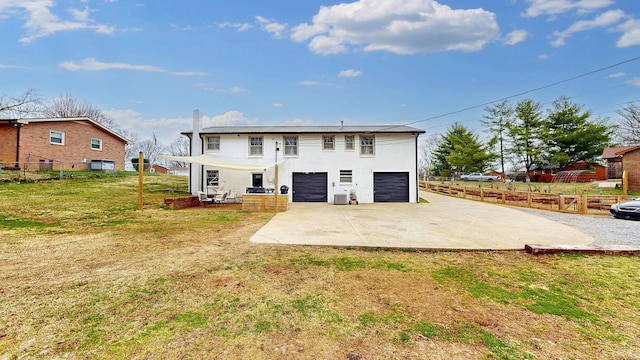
250, 191, 595, 250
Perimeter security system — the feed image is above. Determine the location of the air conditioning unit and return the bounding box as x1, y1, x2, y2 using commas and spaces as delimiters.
334, 194, 348, 205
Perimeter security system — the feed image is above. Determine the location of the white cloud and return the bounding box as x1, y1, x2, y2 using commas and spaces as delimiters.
196, 85, 248, 93
172, 71, 209, 77
550, 9, 626, 47
273, 103, 284, 108
537, 53, 551, 60
627, 77, 640, 87
290, 0, 499, 55
308, 35, 347, 55
206, 111, 256, 126
522, 0, 614, 18
338, 69, 363, 78
255, 16, 288, 39
218, 22, 252, 31
60, 58, 166, 72
0, 0, 116, 43
299, 80, 335, 87
279, 118, 315, 126
607, 72, 625, 78
504, 29, 528, 45
614, 18, 640, 47
0, 63, 28, 69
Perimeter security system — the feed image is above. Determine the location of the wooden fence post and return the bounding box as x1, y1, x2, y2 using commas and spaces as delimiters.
559, 194, 564, 212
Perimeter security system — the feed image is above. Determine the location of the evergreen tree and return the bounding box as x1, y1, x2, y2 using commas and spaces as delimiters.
431, 123, 494, 177
541, 96, 614, 168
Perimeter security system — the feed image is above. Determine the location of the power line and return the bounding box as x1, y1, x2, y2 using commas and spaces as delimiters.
384, 55, 640, 131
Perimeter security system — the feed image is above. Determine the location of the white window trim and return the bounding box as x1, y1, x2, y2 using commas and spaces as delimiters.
284, 136, 298, 156
360, 135, 375, 156
207, 136, 220, 151
207, 169, 219, 186
91, 138, 102, 151
323, 135, 335, 150
344, 135, 355, 151
249, 136, 264, 157
50, 130, 65, 145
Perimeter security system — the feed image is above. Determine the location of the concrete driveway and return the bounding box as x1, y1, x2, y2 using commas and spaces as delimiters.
250, 191, 595, 250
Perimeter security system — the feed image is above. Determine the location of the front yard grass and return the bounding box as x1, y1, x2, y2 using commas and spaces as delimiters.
1, 174, 639, 359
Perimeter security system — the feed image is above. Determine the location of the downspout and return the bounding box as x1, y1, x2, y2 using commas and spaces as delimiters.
414, 132, 419, 203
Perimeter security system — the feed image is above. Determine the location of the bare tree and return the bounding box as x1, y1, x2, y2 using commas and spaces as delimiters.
418, 133, 440, 181
120, 129, 140, 164
135, 138, 164, 166
617, 103, 640, 145
43, 94, 120, 132
167, 137, 190, 169
0, 89, 43, 118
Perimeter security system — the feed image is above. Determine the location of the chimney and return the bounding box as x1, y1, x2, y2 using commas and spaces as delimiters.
190, 109, 203, 195
340, 120, 344, 130
193, 109, 201, 134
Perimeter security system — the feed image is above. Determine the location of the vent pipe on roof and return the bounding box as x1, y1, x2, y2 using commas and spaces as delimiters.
340, 120, 343, 130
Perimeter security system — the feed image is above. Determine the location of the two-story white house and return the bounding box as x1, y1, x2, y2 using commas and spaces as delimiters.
180, 110, 425, 204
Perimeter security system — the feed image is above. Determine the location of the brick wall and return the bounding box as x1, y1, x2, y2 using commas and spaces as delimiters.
164, 196, 200, 209
623, 149, 640, 192
0, 123, 18, 165
11, 120, 126, 170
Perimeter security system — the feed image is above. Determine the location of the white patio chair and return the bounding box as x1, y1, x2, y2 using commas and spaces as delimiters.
214, 191, 227, 204
226, 190, 238, 203
198, 191, 214, 207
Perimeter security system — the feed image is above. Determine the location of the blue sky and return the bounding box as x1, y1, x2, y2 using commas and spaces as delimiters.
1, 0, 639, 147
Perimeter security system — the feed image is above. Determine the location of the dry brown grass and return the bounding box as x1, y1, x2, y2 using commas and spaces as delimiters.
1, 174, 639, 359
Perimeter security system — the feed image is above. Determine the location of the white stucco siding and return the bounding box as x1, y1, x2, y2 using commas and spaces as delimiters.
199, 132, 420, 203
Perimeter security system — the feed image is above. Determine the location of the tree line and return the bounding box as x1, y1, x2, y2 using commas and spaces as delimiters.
0, 89, 190, 169
424, 95, 640, 180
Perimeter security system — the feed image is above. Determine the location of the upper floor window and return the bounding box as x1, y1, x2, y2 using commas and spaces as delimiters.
50, 130, 65, 145
344, 135, 354, 150
91, 138, 102, 150
207, 136, 220, 151
360, 136, 375, 155
323, 135, 335, 150
284, 136, 298, 156
249, 136, 263, 156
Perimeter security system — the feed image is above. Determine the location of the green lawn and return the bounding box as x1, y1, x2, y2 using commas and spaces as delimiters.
1, 174, 639, 359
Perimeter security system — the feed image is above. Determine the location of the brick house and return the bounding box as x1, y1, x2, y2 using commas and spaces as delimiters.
0, 117, 129, 171
602, 146, 638, 179
612, 146, 640, 192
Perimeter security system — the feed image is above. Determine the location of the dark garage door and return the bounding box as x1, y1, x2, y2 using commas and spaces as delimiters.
292, 172, 328, 202
374, 172, 409, 202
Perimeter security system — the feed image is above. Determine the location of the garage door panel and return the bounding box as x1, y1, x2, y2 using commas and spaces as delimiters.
374, 172, 409, 202
292, 173, 327, 202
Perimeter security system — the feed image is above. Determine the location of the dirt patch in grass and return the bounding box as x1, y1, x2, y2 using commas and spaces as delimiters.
1, 175, 639, 359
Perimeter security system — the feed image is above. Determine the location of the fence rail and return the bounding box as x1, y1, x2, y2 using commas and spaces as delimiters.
420, 182, 633, 215
0, 161, 125, 182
